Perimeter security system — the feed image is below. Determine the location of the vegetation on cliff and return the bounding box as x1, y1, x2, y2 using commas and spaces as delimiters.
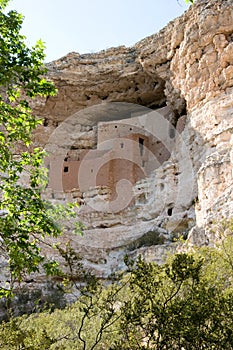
0, 0, 68, 297
1, 1, 233, 349
0, 221, 233, 349
0, 0, 196, 298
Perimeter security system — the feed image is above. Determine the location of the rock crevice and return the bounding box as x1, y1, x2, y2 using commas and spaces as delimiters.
31, 0, 233, 276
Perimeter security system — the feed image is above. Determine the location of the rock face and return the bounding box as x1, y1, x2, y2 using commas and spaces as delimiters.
30, 0, 232, 278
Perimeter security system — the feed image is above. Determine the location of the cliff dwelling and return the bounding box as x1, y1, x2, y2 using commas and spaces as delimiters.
30, 0, 232, 280
46, 104, 177, 209
0, 0, 232, 319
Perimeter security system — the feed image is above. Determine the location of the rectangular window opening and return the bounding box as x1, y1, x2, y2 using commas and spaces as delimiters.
139, 137, 144, 156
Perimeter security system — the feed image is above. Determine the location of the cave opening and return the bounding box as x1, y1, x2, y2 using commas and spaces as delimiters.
167, 207, 173, 216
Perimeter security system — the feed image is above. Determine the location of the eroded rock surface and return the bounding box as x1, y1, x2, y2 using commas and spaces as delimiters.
29, 0, 233, 278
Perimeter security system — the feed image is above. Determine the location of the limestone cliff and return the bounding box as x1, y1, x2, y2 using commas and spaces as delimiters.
30, 0, 233, 279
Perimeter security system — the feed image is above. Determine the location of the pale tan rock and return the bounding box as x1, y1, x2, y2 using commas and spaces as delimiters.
23, 0, 233, 280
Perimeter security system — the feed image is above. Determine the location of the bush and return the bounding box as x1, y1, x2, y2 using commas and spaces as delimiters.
1, 221, 233, 349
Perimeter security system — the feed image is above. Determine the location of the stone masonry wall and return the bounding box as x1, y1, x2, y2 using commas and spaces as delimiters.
29, 0, 233, 278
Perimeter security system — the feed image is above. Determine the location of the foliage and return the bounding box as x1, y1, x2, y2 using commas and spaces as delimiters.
0, 267, 126, 349
115, 252, 233, 350
0, 0, 196, 298
0, 221, 233, 349
178, 0, 194, 4
0, 0, 78, 297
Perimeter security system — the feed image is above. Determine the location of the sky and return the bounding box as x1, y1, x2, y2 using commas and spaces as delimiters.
7, 0, 190, 62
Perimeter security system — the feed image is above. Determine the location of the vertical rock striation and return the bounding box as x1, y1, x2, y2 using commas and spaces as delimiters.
29, 0, 233, 275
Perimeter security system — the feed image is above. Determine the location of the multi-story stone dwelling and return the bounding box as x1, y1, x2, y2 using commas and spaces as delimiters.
47, 111, 174, 202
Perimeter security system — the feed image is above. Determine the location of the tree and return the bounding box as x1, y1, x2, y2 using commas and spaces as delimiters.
112, 223, 233, 350
0, 0, 65, 297
1, 234, 233, 349
0, 0, 194, 301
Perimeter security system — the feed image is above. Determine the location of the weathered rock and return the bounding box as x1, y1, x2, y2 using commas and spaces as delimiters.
8, 0, 233, 292
34, 0, 232, 270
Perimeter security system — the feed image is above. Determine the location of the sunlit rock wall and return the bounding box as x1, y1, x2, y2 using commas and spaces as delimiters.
29, 0, 233, 277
